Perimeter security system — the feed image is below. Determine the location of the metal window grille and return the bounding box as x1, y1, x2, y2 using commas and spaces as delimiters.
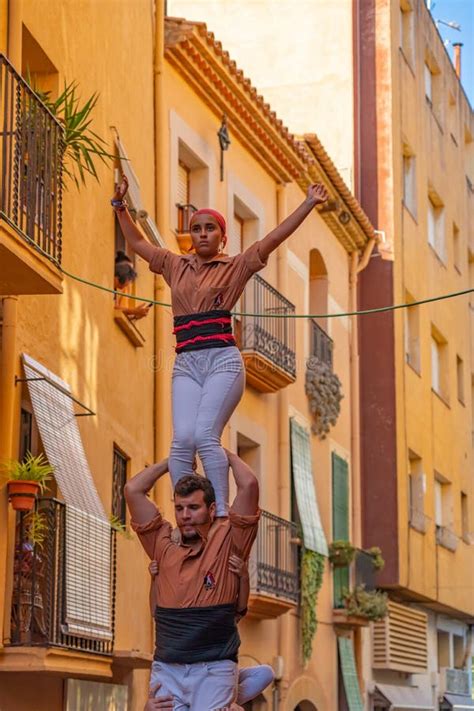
10, 498, 116, 655
310, 319, 333, 368
112, 447, 128, 526
0, 55, 64, 264
240, 274, 296, 377
251, 510, 299, 603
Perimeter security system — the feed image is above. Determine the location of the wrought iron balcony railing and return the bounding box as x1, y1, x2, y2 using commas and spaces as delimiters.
176, 202, 197, 233
0, 55, 65, 264
9, 498, 116, 655
239, 274, 296, 378
310, 319, 333, 368
250, 509, 300, 604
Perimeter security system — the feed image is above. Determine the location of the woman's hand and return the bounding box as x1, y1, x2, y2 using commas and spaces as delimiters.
113, 173, 129, 202
306, 182, 329, 206
149, 560, 159, 577
228, 554, 248, 579
144, 682, 173, 710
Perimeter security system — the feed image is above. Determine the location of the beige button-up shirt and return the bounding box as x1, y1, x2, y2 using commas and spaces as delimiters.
148, 242, 267, 316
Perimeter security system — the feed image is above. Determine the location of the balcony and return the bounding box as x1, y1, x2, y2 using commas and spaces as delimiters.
4, 498, 116, 675
0, 55, 64, 295
248, 510, 300, 619
175, 202, 196, 254
310, 319, 333, 368
332, 549, 377, 629
236, 274, 296, 393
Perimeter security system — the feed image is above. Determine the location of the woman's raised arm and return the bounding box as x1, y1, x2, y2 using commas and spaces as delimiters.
258, 183, 328, 262
112, 175, 161, 263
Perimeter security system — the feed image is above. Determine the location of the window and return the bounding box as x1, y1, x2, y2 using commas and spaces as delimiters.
453, 223, 461, 272
19, 406, 40, 461
448, 93, 458, 146
424, 55, 443, 126
404, 292, 420, 372
456, 355, 464, 404
437, 630, 450, 669
400, 1, 415, 66
408, 452, 426, 532
232, 195, 258, 254
431, 326, 448, 401
402, 147, 417, 216
424, 62, 433, 104
427, 191, 445, 261
470, 252, 474, 308
332, 452, 349, 607
176, 161, 194, 233
453, 635, 465, 668
434, 475, 452, 528
175, 140, 208, 233
461, 492, 469, 543
237, 432, 261, 482
112, 446, 128, 526
435, 474, 456, 551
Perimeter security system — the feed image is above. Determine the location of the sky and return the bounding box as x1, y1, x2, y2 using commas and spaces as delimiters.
428, 0, 474, 106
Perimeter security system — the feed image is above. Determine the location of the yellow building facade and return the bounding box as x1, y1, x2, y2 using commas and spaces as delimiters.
176, 1, 474, 709
0, 3, 376, 710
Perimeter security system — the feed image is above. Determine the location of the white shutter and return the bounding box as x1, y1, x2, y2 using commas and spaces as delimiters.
431, 337, 440, 393
22, 354, 112, 641
177, 162, 189, 205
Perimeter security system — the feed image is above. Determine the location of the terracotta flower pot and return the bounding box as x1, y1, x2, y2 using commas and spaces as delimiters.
7, 480, 40, 511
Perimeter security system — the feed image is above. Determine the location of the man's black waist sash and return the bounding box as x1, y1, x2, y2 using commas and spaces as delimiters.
154, 603, 240, 664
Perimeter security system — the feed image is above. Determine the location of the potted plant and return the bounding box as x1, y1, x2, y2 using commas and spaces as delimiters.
342, 585, 388, 622
328, 539, 356, 567
3, 453, 53, 511
365, 546, 385, 571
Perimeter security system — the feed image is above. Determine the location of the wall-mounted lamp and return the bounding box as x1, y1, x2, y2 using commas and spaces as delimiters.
338, 210, 351, 225
217, 114, 231, 182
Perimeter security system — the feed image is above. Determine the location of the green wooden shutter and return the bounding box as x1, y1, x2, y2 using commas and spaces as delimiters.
332, 452, 349, 607
338, 637, 363, 711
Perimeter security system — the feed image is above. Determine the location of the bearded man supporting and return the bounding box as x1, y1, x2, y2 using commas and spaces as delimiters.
125, 450, 259, 711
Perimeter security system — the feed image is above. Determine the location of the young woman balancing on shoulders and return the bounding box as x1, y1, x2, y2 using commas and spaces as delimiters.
111, 177, 328, 516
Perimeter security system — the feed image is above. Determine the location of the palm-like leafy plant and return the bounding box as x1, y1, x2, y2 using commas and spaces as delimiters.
28, 75, 114, 189
4, 452, 53, 493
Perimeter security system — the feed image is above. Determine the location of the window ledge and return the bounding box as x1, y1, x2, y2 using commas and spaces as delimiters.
399, 47, 416, 77
402, 201, 418, 224
406, 358, 421, 377
428, 243, 447, 269
431, 388, 450, 409
114, 308, 146, 348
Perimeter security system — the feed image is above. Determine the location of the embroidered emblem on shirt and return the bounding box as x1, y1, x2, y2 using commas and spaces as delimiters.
213, 292, 224, 307
204, 571, 216, 590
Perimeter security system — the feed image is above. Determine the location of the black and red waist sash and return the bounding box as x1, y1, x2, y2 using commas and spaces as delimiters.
173, 310, 236, 353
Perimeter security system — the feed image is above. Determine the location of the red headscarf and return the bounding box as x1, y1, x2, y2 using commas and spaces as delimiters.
189, 208, 227, 239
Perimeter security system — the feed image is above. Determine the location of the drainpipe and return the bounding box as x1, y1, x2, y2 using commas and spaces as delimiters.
349, 236, 376, 692
0, 296, 19, 648
7, 0, 21, 66
153, 0, 171, 509
276, 184, 290, 708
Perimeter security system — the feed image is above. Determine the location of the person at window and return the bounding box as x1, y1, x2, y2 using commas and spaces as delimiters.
112, 176, 328, 516
114, 250, 151, 321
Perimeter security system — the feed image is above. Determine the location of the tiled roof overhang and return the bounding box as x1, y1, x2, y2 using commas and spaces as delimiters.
165, 18, 374, 252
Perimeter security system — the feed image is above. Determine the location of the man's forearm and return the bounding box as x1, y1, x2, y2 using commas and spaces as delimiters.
126, 459, 169, 495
